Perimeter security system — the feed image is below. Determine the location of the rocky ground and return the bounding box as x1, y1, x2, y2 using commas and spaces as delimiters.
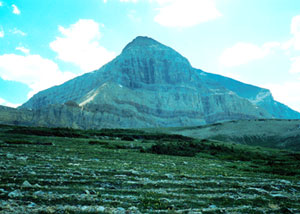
0, 125, 300, 213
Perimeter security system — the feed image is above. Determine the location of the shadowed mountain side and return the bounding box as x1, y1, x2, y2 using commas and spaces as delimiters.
199, 71, 300, 119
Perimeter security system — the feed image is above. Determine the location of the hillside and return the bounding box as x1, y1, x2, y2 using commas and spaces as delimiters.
0, 124, 300, 213
153, 119, 300, 151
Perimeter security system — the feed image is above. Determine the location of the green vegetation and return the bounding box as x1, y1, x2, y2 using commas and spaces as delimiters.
145, 139, 300, 177
5, 124, 192, 141
0, 124, 300, 213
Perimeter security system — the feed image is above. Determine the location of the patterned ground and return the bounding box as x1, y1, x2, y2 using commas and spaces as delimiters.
0, 128, 300, 214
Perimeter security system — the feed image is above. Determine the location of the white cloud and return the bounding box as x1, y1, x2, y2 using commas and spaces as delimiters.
289, 56, 300, 74
0, 28, 4, 38
16, 47, 30, 54
264, 81, 300, 112
283, 15, 300, 51
291, 15, 300, 35
10, 28, 27, 36
103, 0, 221, 27
104, 0, 138, 2
154, 0, 221, 28
220, 43, 267, 67
0, 98, 21, 108
128, 10, 142, 23
262, 41, 281, 50
50, 19, 115, 73
12, 4, 20, 15
120, 0, 138, 2
0, 54, 76, 98
0, 2, 2, 7
219, 42, 280, 67
282, 15, 300, 75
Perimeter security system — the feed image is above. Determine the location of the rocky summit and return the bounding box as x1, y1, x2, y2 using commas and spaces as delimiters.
4, 36, 299, 128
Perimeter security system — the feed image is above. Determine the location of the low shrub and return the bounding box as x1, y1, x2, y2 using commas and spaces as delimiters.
146, 141, 205, 157
88, 141, 109, 145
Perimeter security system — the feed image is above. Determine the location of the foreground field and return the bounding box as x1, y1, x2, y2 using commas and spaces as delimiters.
0, 125, 300, 213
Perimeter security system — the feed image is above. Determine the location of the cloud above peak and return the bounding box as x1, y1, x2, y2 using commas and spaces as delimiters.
50, 19, 115, 72
154, 0, 221, 28
103, 0, 221, 28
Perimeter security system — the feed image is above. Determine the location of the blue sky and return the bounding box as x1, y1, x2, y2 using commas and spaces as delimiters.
0, 0, 300, 111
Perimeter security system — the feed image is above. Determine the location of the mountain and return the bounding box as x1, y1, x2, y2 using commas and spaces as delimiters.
8, 36, 299, 128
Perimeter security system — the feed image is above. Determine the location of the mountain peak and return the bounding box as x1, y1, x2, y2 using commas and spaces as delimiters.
133, 36, 158, 43
122, 36, 165, 52
117, 36, 193, 86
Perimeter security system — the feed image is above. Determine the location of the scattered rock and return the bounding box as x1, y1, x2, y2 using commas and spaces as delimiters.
22, 180, 32, 187
27, 202, 36, 208
81, 206, 92, 212
17, 156, 28, 161
128, 169, 139, 175
209, 205, 217, 209
96, 206, 105, 212
280, 179, 291, 185
128, 206, 141, 213
29, 171, 37, 175
248, 187, 268, 194
114, 207, 126, 214
8, 190, 23, 198
6, 153, 14, 159
0, 188, 7, 194
270, 193, 288, 199
33, 190, 44, 197
34, 183, 41, 188
165, 173, 174, 179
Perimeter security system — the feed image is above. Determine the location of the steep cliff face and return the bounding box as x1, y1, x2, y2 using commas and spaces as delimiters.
15, 36, 298, 129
